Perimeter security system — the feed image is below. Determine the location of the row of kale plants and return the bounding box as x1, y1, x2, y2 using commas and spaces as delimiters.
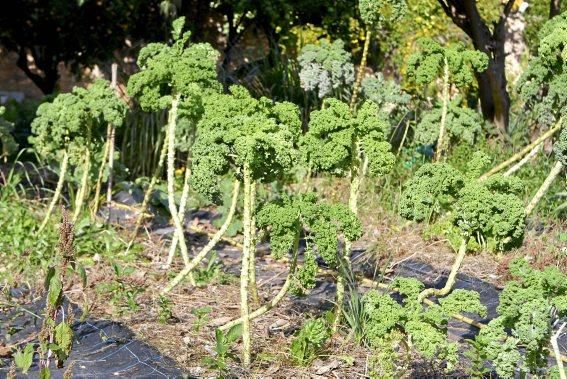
22, 6, 567, 377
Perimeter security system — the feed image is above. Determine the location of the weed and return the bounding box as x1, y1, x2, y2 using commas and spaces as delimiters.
191, 306, 212, 332
202, 325, 242, 374
290, 316, 332, 366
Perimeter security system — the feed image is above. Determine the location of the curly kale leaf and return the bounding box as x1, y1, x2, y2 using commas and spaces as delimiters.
398, 162, 465, 222
358, 0, 407, 28
407, 38, 488, 88
518, 13, 567, 127
192, 86, 301, 202
302, 99, 393, 177
256, 195, 304, 259
303, 202, 362, 267
298, 39, 354, 99
493, 259, 567, 374
257, 193, 361, 272
291, 247, 318, 296
414, 100, 484, 147
30, 80, 126, 164
474, 317, 521, 379
452, 178, 525, 251
438, 289, 487, 318
554, 126, 567, 166
361, 73, 411, 116
363, 290, 405, 346
127, 17, 220, 114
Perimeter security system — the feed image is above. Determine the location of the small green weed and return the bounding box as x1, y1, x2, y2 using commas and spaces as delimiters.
290, 315, 332, 366
203, 325, 242, 374
96, 264, 143, 315
191, 306, 212, 332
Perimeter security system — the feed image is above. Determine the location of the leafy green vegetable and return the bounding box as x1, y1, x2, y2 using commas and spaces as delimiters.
358, 0, 407, 28
414, 98, 484, 147
407, 38, 488, 89
192, 85, 301, 202
363, 279, 486, 371
298, 39, 354, 98
518, 12, 567, 128
473, 259, 567, 376
302, 98, 393, 177
30, 79, 126, 165
290, 316, 332, 365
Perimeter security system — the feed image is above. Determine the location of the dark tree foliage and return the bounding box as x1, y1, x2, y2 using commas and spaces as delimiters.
0, 0, 166, 94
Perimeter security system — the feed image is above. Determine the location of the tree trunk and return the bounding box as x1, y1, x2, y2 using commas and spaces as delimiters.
16, 48, 59, 94
438, 0, 513, 132
550, 0, 562, 18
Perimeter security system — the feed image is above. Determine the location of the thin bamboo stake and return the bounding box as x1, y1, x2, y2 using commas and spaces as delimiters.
127, 127, 169, 247
480, 119, 563, 180
525, 161, 564, 216
92, 124, 112, 216
162, 180, 240, 293
106, 63, 118, 223
38, 151, 69, 234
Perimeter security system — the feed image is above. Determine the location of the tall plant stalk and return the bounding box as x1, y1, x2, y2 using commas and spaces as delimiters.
128, 126, 169, 247
435, 57, 449, 162
248, 182, 260, 305
73, 149, 91, 222
525, 160, 564, 216
220, 231, 300, 331
480, 119, 563, 180
37, 151, 69, 234
165, 166, 191, 268
162, 180, 241, 293
92, 123, 112, 215
166, 95, 190, 265
240, 164, 254, 366
106, 63, 118, 222
334, 146, 366, 331
417, 237, 468, 302
350, 30, 372, 112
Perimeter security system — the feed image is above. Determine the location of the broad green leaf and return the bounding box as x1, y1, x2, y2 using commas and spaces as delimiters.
14, 343, 34, 374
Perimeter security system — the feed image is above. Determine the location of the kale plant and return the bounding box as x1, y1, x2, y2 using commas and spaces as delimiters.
190, 85, 301, 366
361, 72, 411, 129
302, 98, 395, 328
399, 153, 525, 301
518, 12, 567, 129
298, 39, 354, 99
363, 277, 486, 373
126, 16, 220, 266
472, 259, 567, 378
413, 98, 484, 148
31, 79, 126, 229
350, 0, 408, 110
407, 38, 488, 161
